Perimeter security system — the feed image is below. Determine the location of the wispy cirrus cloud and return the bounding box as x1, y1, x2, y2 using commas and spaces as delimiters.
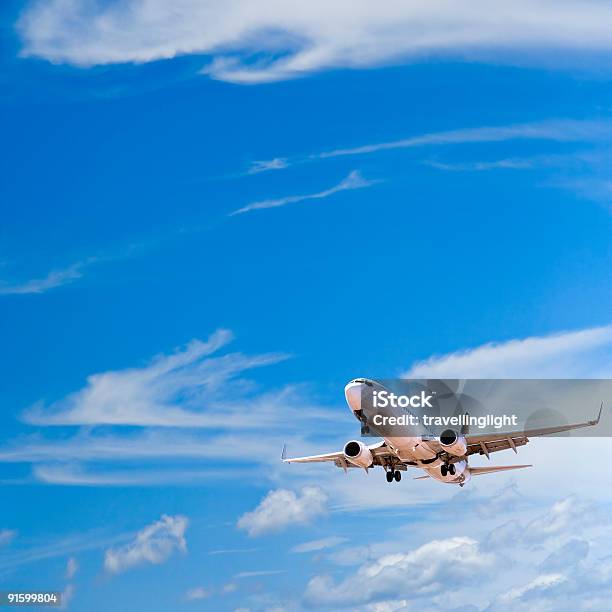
31, 464, 248, 486
291, 536, 347, 554
104, 514, 188, 574
0, 530, 17, 547
425, 158, 539, 171
17, 1, 612, 83
230, 170, 377, 216
22, 329, 297, 427
247, 118, 612, 177
0, 262, 85, 295
247, 158, 288, 174
0, 328, 344, 486
317, 119, 612, 160
404, 324, 612, 379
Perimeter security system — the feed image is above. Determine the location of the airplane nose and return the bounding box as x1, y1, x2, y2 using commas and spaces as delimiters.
344, 382, 362, 412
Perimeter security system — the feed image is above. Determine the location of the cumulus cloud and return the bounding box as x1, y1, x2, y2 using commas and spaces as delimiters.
230, 170, 377, 215
237, 486, 328, 536
539, 539, 589, 572
17, 1, 612, 82
305, 537, 494, 606
404, 324, 612, 378
485, 496, 600, 549
104, 515, 188, 573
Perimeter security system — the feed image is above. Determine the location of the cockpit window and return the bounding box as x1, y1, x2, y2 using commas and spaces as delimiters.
352, 378, 373, 386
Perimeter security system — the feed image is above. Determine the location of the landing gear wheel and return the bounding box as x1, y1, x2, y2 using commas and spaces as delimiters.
441, 465, 448, 477
394, 470, 401, 482
449, 464, 456, 476
386, 471, 394, 483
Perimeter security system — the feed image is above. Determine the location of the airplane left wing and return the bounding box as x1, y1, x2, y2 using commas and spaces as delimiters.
465, 404, 603, 458
283, 441, 393, 468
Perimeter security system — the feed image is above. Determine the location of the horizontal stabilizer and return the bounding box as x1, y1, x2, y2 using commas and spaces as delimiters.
414, 464, 531, 481
470, 464, 531, 476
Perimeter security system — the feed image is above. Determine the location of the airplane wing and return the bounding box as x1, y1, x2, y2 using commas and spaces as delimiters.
282, 440, 393, 468
464, 404, 603, 458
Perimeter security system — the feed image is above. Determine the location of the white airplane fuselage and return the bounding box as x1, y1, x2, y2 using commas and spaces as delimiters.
344, 379, 471, 484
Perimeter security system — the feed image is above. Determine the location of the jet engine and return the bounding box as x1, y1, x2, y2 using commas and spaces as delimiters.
343, 440, 373, 468
439, 429, 467, 457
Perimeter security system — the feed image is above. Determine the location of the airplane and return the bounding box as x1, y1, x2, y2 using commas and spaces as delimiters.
283, 378, 603, 486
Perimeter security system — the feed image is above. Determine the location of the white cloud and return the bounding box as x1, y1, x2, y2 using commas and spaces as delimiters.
0, 529, 130, 573
305, 537, 494, 606
60, 584, 75, 610
104, 514, 188, 573
17, 1, 612, 82
404, 324, 612, 378
237, 486, 328, 536
249, 118, 611, 176
185, 586, 209, 601
0, 529, 17, 546
234, 570, 286, 578
31, 464, 246, 486
318, 120, 612, 160
230, 170, 377, 216
0, 263, 83, 295
426, 158, 538, 172
485, 495, 600, 549
495, 573, 567, 607
248, 158, 288, 174
291, 536, 347, 554
23, 329, 293, 427
540, 539, 589, 572
65, 557, 78, 579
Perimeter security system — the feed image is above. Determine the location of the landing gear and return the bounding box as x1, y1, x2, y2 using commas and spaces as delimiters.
355, 410, 370, 435
441, 463, 456, 477
385, 466, 402, 483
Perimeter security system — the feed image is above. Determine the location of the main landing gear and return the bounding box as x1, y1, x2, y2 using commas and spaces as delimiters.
385, 469, 402, 483
440, 463, 456, 477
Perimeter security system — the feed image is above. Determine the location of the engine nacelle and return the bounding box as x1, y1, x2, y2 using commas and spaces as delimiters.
343, 440, 374, 468
439, 429, 467, 457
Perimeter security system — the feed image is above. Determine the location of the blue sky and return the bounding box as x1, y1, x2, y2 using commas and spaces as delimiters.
2, 1, 612, 610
